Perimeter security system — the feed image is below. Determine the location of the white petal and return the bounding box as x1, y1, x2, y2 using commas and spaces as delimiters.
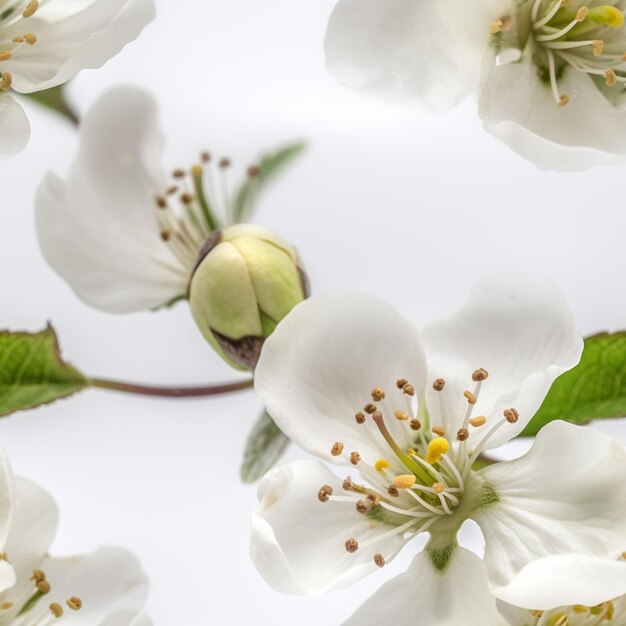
100, 612, 154, 626
324, 0, 503, 112
35, 87, 189, 313
4, 477, 58, 595
473, 421, 626, 608
0, 448, 14, 549
479, 58, 626, 170
422, 279, 582, 449
343, 547, 506, 626
0, 94, 29, 158
255, 291, 426, 464
250, 460, 408, 595
8, 0, 156, 93
34, 547, 148, 624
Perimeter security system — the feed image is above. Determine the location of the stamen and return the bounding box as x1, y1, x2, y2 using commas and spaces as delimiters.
49, 603, 63, 618
355, 411, 366, 424
456, 428, 469, 441
373, 553, 385, 567
410, 419, 421, 431
0, 52, 11, 61
593, 39, 604, 56
426, 438, 449, 465
394, 410, 408, 421
22, 0, 39, 18
605, 68, 617, 85
349, 451, 361, 465
431, 426, 445, 437
464, 390, 477, 405
392, 474, 416, 489
345, 538, 359, 553
0, 72, 12, 91
432, 378, 446, 391
330, 442, 344, 456
503, 407, 520, 423
402, 383, 415, 396
396, 378, 408, 389
472, 368, 489, 382
371, 387, 385, 401
318, 485, 333, 502
66, 597, 83, 611
363, 403, 377, 414
469, 416, 487, 427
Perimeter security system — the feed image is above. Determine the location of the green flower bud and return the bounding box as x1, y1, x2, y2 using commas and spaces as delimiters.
189, 224, 308, 370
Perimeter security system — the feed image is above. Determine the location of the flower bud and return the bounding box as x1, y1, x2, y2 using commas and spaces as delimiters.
189, 224, 308, 370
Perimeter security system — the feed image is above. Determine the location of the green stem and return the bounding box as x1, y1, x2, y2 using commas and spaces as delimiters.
88, 377, 253, 398
24, 85, 79, 126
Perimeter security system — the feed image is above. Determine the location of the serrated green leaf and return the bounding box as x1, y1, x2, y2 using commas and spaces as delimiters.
240, 408, 290, 483
232, 142, 306, 223
0, 325, 88, 417
522, 332, 626, 436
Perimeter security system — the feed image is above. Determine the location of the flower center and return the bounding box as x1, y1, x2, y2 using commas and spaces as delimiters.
491, 1, 626, 106
318, 369, 519, 569
0, 0, 41, 92
153, 152, 261, 269
0, 555, 83, 624
524, 600, 619, 625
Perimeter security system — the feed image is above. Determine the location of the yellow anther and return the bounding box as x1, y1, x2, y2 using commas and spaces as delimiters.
394, 410, 408, 421
406, 448, 416, 456
371, 387, 385, 401
433, 482, 445, 494
0, 52, 11, 62
593, 39, 604, 57
66, 597, 83, 611
576, 7, 589, 22
24, 33, 37, 45
558, 95, 569, 107
392, 474, 416, 489
49, 603, 63, 618
431, 426, 445, 437
22, 0, 39, 18
464, 390, 477, 405
12, 36, 24, 43
469, 416, 487, 427
0, 72, 12, 91
426, 438, 449, 465
0, 602, 12, 610
374, 458, 390, 472
605, 68, 617, 86
490, 19, 503, 33
330, 442, 344, 456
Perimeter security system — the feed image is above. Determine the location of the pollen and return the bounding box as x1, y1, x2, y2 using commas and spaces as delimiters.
469, 416, 487, 427
396, 378, 408, 389
503, 408, 520, 423
576, 7, 589, 22
605, 68, 617, 86
0, 72, 12, 91
456, 428, 469, 441
432, 378, 446, 391
464, 390, 477, 405
0, 52, 11, 62
24, 33, 37, 45
318, 484, 333, 502
345, 538, 359, 553
371, 387, 385, 401
392, 474, 416, 489
374, 458, 390, 472
402, 383, 415, 396
472, 368, 489, 382
427, 438, 449, 465
330, 442, 344, 456
433, 482, 445, 494
22, 0, 39, 18
354, 411, 366, 424
349, 451, 361, 465
49, 603, 63, 618
432, 425, 445, 437
558, 95, 570, 107
394, 410, 408, 421
363, 403, 377, 414
374, 553, 385, 568
593, 39, 604, 56
410, 418, 421, 431
66, 597, 83, 611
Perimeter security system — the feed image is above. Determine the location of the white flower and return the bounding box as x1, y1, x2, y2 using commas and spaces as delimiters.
0, 449, 150, 625
0, 0, 156, 157
251, 282, 626, 623
325, 0, 626, 170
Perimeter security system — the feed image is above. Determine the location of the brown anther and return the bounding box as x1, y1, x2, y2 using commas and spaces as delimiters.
354, 411, 366, 424
317, 485, 333, 503
155, 195, 167, 209
504, 408, 519, 424
247, 165, 261, 177
472, 368, 489, 382
342, 478, 353, 491
31, 570, 46, 583
402, 383, 415, 396
172, 169, 186, 179
350, 451, 361, 465
12, 36, 24, 43
396, 378, 408, 389
159, 230, 171, 242
201, 151, 211, 163
605, 69, 617, 87
575, 6, 588, 21
219, 157, 231, 168
387, 485, 399, 497
0, 553, 7, 561
433, 482, 445, 494
24, 33, 37, 45
0, 52, 11, 62
456, 428, 469, 441
464, 390, 477, 405
0, 72, 12, 91
49, 603, 63, 618
356, 500, 369, 514
345, 538, 359, 553
330, 442, 344, 456
180, 192, 193, 204
433, 378, 446, 391
469, 416, 487, 428
23, 0, 39, 18
410, 419, 421, 431
363, 403, 377, 414
0, 602, 12, 610
371, 387, 385, 401
593, 39, 604, 57
432, 426, 445, 437
558, 95, 570, 107
165, 185, 179, 195
394, 410, 408, 421
374, 553, 385, 568
36, 580, 51, 594
66, 597, 83, 611
366, 493, 380, 506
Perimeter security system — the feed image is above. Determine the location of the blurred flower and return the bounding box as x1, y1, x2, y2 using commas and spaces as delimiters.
251, 282, 626, 623
325, 0, 626, 170
35, 87, 306, 369
0, 0, 155, 157
0, 449, 150, 625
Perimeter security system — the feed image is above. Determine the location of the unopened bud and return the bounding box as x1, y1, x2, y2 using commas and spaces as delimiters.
189, 224, 307, 369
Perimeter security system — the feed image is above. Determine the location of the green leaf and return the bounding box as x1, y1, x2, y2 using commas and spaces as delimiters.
232, 141, 306, 223
240, 408, 290, 483
0, 325, 88, 417
522, 332, 626, 436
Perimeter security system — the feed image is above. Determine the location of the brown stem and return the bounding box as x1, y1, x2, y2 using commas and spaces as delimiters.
88, 377, 253, 398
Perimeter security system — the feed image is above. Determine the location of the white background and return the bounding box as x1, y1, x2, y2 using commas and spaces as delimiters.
1, 0, 626, 624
